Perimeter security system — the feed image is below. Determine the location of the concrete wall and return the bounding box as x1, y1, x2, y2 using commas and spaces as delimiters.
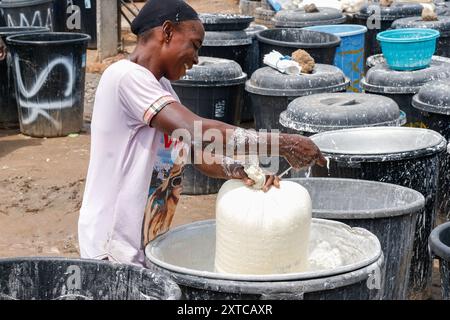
96, 0, 119, 61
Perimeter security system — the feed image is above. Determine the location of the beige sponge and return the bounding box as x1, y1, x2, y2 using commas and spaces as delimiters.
422, 7, 438, 21
304, 4, 319, 13
380, 0, 393, 7
292, 49, 315, 74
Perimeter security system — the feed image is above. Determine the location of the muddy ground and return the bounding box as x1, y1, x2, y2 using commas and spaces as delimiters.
0, 0, 443, 299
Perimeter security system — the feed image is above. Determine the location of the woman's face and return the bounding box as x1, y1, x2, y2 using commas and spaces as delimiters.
163, 20, 204, 81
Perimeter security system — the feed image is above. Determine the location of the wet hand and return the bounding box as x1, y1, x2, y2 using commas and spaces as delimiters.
280, 134, 327, 170
261, 174, 281, 192
232, 166, 281, 193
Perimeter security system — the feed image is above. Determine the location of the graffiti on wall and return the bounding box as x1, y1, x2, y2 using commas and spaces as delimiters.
5, 8, 53, 29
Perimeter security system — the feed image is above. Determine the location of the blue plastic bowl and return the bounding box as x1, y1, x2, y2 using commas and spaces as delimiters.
376, 28, 440, 71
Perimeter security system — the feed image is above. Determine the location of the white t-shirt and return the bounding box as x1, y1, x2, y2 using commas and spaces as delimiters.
79, 59, 187, 266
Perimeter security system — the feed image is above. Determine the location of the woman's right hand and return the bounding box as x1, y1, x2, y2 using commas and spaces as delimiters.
279, 134, 327, 170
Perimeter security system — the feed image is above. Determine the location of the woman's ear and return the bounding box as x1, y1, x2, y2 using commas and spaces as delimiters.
162, 20, 175, 44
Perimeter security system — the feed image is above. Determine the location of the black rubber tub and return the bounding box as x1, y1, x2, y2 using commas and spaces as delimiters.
412, 80, 450, 223
257, 28, 341, 66
429, 222, 450, 300
292, 177, 425, 300
0, 257, 181, 300
0, 26, 48, 129
310, 127, 447, 300
273, 7, 346, 28
172, 57, 247, 195
6, 32, 90, 137
361, 57, 450, 127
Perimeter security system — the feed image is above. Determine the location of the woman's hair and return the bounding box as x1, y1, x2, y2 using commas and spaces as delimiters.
137, 21, 189, 43
131, 0, 199, 36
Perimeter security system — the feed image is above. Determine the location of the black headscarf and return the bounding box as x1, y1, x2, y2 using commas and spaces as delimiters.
131, 0, 199, 36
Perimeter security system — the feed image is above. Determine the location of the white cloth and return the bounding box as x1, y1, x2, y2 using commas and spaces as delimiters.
263, 50, 302, 75
78, 59, 182, 266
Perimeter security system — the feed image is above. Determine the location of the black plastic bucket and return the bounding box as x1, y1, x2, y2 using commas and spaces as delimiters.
257, 28, 341, 66
246, 66, 348, 176
240, 23, 267, 123
0, 26, 48, 129
245, 65, 349, 131
172, 57, 247, 195
437, 2, 450, 15
355, 3, 424, 69
145, 219, 384, 300
412, 80, 450, 223
0, 0, 54, 29
361, 57, 450, 127
244, 24, 267, 79
279, 92, 405, 179
172, 56, 246, 128
429, 222, 450, 300
199, 13, 254, 32
392, 15, 450, 58
0, 257, 181, 300
292, 178, 425, 300
280, 93, 406, 136
273, 7, 346, 28
6, 32, 90, 137
198, 14, 253, 79
310, 127, 447, 300
52, 0, 97, 49
201, 19, 264, 124
199, 31, 251, 72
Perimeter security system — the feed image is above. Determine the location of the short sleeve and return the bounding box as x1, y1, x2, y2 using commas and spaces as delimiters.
118, 68, 177, 126
160, 77, 180, 103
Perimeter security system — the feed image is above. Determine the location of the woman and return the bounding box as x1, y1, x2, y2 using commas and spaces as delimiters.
79, 0, 326, 266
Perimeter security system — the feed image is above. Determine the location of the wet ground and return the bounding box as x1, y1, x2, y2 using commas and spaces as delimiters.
0, 0, 445, 300
0, 127, 215, 257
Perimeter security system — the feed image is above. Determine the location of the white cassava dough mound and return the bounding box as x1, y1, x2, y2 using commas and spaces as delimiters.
215, 180, 312, 275
308, 241, 344, 270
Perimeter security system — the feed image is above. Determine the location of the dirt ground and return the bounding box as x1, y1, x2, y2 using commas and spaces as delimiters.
0, 0, 443, 299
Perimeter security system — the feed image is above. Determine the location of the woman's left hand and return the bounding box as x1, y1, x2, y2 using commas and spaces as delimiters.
232, 166, 281, 193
